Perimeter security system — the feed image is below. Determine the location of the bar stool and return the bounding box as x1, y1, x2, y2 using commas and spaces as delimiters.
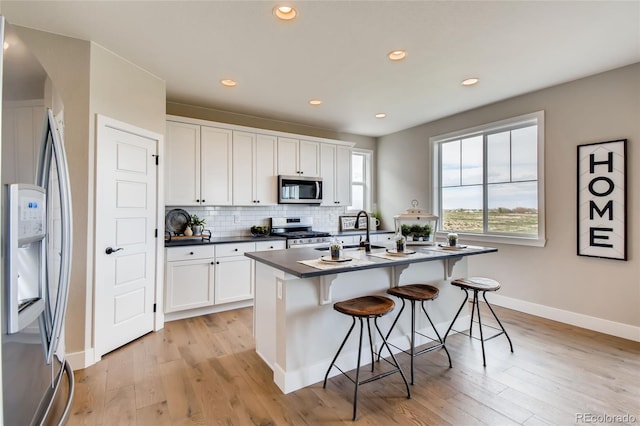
444, 277, 514, 366
323, 295, 411, 421
381, 284, 452, 384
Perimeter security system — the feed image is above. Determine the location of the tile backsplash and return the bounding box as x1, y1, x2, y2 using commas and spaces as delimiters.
165, 205, 349, 237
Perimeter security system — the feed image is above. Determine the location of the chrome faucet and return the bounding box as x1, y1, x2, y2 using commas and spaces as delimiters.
354, 210, 371, 253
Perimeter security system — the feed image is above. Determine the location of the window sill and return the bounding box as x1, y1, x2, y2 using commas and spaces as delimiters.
435, 232, 546, 248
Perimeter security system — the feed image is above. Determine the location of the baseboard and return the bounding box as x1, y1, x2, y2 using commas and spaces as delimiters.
488, 294, 640, 342
65, 348, 94, 370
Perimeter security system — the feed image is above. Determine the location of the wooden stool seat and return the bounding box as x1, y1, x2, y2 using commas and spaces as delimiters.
451, 277, 500, 292
387, 284, 439, 301
334, 295, 395, 317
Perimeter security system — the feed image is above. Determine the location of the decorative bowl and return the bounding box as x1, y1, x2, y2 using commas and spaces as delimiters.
251, 225, 270, 237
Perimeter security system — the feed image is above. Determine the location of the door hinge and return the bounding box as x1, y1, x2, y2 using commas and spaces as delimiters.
153, 303, 157, 313
153, 154, 159, 165
155, 228, 158, 238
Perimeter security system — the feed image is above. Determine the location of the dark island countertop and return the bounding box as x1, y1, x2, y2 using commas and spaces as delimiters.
245, 245, 497, 278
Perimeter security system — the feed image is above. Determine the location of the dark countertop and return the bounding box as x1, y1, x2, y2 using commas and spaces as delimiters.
164, 230, 395, 247
165, 235, 286, 247
245, 245, 497, 278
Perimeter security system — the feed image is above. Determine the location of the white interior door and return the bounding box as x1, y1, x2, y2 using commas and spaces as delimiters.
94, 117, 158, 358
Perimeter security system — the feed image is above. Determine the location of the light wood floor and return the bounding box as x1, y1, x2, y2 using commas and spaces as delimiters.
68, 304, 640, 425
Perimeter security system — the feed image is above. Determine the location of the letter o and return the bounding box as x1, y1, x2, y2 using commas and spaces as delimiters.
588, 176, 614, 197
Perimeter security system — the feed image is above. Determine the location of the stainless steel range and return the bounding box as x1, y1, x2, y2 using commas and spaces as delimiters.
270, 217, 332, 248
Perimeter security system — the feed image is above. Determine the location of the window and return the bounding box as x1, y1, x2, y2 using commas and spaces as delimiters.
432, 111, 545, 246
349, 150, 372, 212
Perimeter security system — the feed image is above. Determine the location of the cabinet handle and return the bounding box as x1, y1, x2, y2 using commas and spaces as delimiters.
202, 199, 205, 203
189, 251, 194, 255
269, 246, 274, 249
196, 199, 200, 203
234, 248, 238, 252
211, 261, 214, 265
216, 261, 220, 264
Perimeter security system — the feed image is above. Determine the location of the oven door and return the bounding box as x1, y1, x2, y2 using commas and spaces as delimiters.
287, 241, 330, 249
278, 175, 322, 204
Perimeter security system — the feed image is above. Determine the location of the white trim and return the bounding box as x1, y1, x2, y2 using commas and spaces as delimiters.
431, 111, 545, 247
93, 115, 165, 364
488, 293, 640, 342
65, 348, 95, 370
166, 114, 356, 148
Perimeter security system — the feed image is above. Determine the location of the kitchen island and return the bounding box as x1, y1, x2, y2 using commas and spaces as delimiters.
245, 244, 497, 394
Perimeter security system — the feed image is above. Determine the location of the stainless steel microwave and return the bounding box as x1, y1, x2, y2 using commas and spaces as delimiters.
278, 175, 323, 204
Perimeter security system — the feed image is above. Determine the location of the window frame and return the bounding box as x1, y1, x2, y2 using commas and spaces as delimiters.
347, 149, 373, 213
431, 111, 546, 247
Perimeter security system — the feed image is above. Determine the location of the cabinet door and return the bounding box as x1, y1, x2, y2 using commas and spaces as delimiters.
255, 240, 286, 251
299, 140, 320, 177
1, 102, 45, 185
254, 134, 278, 205
215, 257, 254, 304
232, 131, 256, 205
335, 146, 352, 206
277, 137, 299, 176
320, 144, 336, 206
165, 259, 214, 312
166, 121, 200, 205
201, 126, 233, 205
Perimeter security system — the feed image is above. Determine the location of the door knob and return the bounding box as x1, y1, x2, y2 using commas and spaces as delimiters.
105, 247, 124, 255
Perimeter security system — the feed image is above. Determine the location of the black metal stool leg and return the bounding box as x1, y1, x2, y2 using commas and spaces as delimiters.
444, 288, 470, 341
366, 318, 375, 372
421, 301, 453, 368
483, 291, 514, 353
352, 318, 365, 421
324, 317, 356, 388
474, 290, 487, 366
469, 289, 477, 339
409, 300, 416, 384
378, 298, 406, 361
374, 317, 411, 400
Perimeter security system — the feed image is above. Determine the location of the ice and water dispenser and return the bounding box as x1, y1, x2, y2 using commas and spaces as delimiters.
4, 184, 47, 333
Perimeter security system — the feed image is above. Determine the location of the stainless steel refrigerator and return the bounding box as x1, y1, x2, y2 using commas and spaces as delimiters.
1, 17, 75, 425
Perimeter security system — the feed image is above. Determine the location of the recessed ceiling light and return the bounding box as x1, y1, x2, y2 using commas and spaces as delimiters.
220, 79, 237, 87
388, 50, 407, 61
308, 99, 322, 106
462, 77, 479, 86
274, 5, 297, 20
375, 113, 386, 119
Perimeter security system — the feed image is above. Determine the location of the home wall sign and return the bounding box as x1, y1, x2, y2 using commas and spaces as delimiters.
577, 139, 627, 260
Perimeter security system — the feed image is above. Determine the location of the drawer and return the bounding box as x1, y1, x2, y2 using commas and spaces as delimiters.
166, 245, 214, 262
255, 240, 286, 251
215, 242, 256, 258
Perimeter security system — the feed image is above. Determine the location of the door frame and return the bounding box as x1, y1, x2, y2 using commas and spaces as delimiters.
92, 114, 165, 364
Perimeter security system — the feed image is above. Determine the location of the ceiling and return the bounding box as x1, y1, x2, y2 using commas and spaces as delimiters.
2, 1, 639, 137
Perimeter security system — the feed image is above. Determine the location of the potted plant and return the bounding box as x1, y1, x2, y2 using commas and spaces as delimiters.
329, 239, 342, 260
189, 214, 206, 236
447, 232, 458, 247
401, 225, 411, 238
394, 233, 406, 252
422, 224, 433, 242
410, 224, 423, 241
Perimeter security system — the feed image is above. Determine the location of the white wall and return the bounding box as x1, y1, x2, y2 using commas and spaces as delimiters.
12, 27, 166, 367
378, 63, 640, 340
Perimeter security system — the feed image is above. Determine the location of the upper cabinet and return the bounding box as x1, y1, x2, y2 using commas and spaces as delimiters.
165, 116, 354, 207
277, 137, 320, 177
232, 131, 277, 205
320, 144, 352, 206
165, 121, 232, 206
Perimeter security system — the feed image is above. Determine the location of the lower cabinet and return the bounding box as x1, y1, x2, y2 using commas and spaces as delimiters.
164, 240, 286, 316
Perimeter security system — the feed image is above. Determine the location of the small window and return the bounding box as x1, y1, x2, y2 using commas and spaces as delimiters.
432, 111, 545, 246
349, 150, 372, 212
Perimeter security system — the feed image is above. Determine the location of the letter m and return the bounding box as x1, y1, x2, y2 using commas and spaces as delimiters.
589, 200, 613, 220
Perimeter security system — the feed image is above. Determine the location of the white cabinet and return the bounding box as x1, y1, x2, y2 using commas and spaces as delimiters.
255, 240, 286, 251
320, 144, 352, 206
277, 137, 320, 177
165, 245, 215, 313
214, 242, 256, 304
201, 126, 233, 205
232, 131, 278, 205
165, 121, 232, 206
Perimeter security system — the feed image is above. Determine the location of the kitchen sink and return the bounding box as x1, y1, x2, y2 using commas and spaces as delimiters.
315, 244, 386, 251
